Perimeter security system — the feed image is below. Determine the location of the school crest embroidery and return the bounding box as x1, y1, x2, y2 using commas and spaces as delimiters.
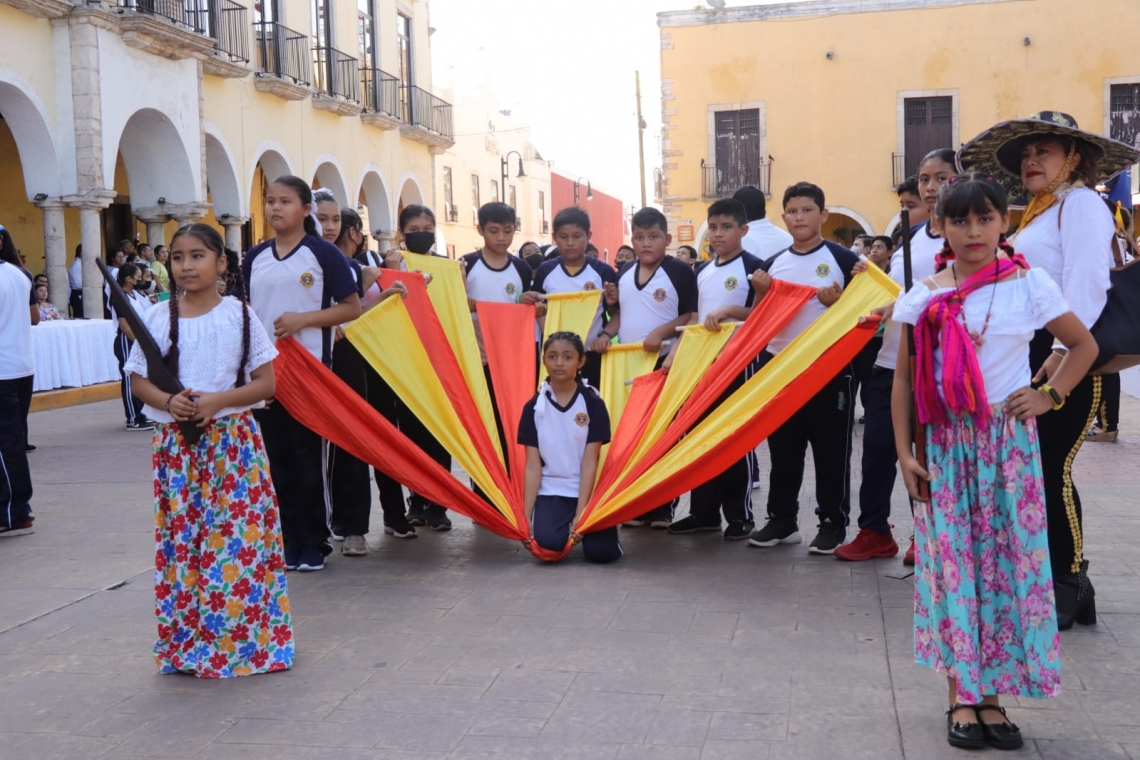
299, 272, 316, 288
653, 288, 667, 302
505, 282, 518, 296
724, 277, 738, 291
583, 281, 598, 291
815, 264, 831, 277
574, 412, 589, 427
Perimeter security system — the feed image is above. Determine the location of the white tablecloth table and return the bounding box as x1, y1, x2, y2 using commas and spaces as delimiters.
31, 319, 121, 392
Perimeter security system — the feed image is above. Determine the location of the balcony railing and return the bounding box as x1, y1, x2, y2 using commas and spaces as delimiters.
701, 159, 770, 199
313, 45, 360, 102
360, 68, 400, 116
254, 20, 310, 85
203, 0, 248, 62
401, 84, 453, 139
892, 152, 907, 189
118, 0, 205, 32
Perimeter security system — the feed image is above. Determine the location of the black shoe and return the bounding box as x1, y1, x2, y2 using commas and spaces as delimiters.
425, 505, 452, 532
975, 705, 1023, 750
1056, 559, 1096, 630
808, 521, 847, 555
667, 516, 721, 534
724, 520, 754, 541
297, 546, 325, 572
946, 704, 985, 749
25, 444, 36, 452
383, 513, 418, 539
283, 544, 300, 571
747, 516, 801, 547
126, 419, 155, 431
406, 496, 427, 526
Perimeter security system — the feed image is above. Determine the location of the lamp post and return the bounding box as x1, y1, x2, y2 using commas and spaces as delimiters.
501, 151, 525, 203
573, 177, 593, 206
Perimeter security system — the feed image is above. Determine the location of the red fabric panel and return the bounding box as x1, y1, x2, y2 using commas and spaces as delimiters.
585, 317, 882, 531
271, 337, 526, 543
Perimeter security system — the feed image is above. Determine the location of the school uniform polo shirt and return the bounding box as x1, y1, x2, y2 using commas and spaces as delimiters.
532, 256, 619, 345
461, 250, 533, 304
695, 250, 764, 321
0, 261, 36, 381
242, 234, 356, 366
517, 384, 611, 498
761, 240, 859, 355
615, 256, 697, 344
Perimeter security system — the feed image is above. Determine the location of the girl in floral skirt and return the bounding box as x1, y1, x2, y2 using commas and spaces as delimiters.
124, 223, 293, 678
891, 174, 1097, 749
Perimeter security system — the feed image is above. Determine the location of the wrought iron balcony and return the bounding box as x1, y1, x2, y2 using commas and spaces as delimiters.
359, 68, 402, 128
313, 45, 360, 102
892, 152, 907, 190
398, 84, 455, 152
700, 159, 770, 199
116, 0, 220, 60
254, 20, 310, 99
204, 0, 248, 63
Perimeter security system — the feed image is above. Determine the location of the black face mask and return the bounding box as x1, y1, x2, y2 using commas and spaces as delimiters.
403, 231, 435, 255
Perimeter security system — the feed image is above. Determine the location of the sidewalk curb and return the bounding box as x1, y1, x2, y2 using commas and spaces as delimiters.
31, 382, 119, 413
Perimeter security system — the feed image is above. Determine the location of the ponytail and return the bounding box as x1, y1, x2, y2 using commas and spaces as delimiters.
303, 213, 319, 238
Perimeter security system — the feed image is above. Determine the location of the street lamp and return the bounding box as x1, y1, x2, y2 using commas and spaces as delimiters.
501, 151, 525, 200
573, 176, 593, 205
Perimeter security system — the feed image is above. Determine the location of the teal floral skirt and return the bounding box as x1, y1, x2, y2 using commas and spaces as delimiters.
914, 405, 1061, 703
153, 412, 294, 677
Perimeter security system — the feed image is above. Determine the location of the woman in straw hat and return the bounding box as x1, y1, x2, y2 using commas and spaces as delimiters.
958, 111, 1140, 631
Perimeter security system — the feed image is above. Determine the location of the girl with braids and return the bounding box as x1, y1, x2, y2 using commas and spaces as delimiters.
891, 174, 1096, 750
839, 148, 956, 564
241, 175, 360, 572
123, 223, 293, 677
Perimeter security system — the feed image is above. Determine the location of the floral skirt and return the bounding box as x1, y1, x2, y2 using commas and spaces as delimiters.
914, 405, 1061, 703
153, 412, 294, 677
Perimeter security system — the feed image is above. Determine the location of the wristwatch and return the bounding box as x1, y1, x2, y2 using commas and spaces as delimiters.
1039, 384, 1065, 410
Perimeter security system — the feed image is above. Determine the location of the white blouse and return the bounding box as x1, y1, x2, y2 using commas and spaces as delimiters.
1010, 186, 1113, 331
123, 296, 278, 423
893, 267, 1069, 404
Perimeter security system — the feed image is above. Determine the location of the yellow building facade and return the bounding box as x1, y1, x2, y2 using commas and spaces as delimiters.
1, 0, 451, 316
657, 0, 1140, 250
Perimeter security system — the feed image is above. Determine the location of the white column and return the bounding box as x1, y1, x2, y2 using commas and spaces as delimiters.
79, 206, 104, 319
38, 201, 69, 312
143, 218, 169, 248
221, 217, 248, 255
376, 232, 396, 254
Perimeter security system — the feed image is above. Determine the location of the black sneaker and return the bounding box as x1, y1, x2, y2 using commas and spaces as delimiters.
297, 546, 325, 571
0, 519, 35, 538
747, 516, 801, 547
283, 544, 300, 571
425, 505, 452, 532
383, 514, 418, 539
126, 419, 154, 431
667, 516, 721, 534
808, 521, 847, 555
406, 496, 427, 526
724, 520, 754, 541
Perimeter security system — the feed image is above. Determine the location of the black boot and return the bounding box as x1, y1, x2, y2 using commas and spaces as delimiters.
1055, 559, 1096, 631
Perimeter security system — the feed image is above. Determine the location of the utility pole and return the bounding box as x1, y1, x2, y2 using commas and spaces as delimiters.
636, 71, 647, 208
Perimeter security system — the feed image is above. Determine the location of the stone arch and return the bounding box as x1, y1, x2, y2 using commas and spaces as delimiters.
885, 212, 903, 241
249, 142, 294, 187
0, 75, 62, 197
825, 205, 874, 235
203, 124, 243, 217
310, 155, 349, 204
397, 173, 425, 208
356, 166, 393, 237
109, 107, 197, 207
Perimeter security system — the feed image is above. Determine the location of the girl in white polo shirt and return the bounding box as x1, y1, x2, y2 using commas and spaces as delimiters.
518, 331, 621, 563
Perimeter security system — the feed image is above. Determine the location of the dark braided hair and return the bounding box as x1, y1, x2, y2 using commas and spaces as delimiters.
167, 224, 252, 388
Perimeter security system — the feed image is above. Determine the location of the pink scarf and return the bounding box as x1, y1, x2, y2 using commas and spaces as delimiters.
913, 254, 1028, 424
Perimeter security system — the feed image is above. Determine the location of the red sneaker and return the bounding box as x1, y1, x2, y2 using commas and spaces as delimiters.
903, 536, 916, 566
834, 528, 898, 561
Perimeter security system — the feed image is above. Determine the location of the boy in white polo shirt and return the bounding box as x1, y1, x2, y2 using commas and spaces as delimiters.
747, 182, 860, 555
665, 198, 764, 540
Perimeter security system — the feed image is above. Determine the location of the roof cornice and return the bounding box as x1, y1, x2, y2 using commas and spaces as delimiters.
658, 0, 1030, 28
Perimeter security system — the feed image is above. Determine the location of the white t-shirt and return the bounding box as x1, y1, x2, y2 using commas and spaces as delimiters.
741, 218, 794, 260
893, 267, 1069, 404
695, 250, 764, 321
242, 234, 357, 366
876, 222, 944, 371
762, 241, 859, 355
1011, 186, 1114, 330
123, 296, 278, 423
532, 256, 619, 344
111, 289, 152, 325
0, 261, 35, 380
616, 255, 697, 345
461, 250, 536, 363
67, 258, 83, 290
517, 383, 611, 498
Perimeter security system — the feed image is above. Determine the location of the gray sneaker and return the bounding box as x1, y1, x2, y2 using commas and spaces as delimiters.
342, 535, 368, 556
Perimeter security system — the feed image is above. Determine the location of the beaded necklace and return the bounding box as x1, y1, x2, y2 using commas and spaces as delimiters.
951, 257, 1000, 349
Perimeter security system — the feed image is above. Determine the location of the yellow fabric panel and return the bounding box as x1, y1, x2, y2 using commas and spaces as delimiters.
403, 252, 503, 465
344, 296, 516, 528
599, 344, 660, 433
588, 266, 900, 524
541, 290, 602, 353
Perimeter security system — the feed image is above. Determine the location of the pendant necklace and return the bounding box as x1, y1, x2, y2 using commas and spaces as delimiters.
952, 258, 999, 350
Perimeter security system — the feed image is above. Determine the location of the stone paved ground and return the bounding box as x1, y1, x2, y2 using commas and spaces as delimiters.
2, 396, 1140, 759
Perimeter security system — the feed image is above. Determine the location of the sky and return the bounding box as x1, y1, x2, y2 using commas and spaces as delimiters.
429, 0, 699, 209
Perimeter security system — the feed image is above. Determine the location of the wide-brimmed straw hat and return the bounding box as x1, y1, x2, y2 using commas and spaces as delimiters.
957, 111, 1140, 198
